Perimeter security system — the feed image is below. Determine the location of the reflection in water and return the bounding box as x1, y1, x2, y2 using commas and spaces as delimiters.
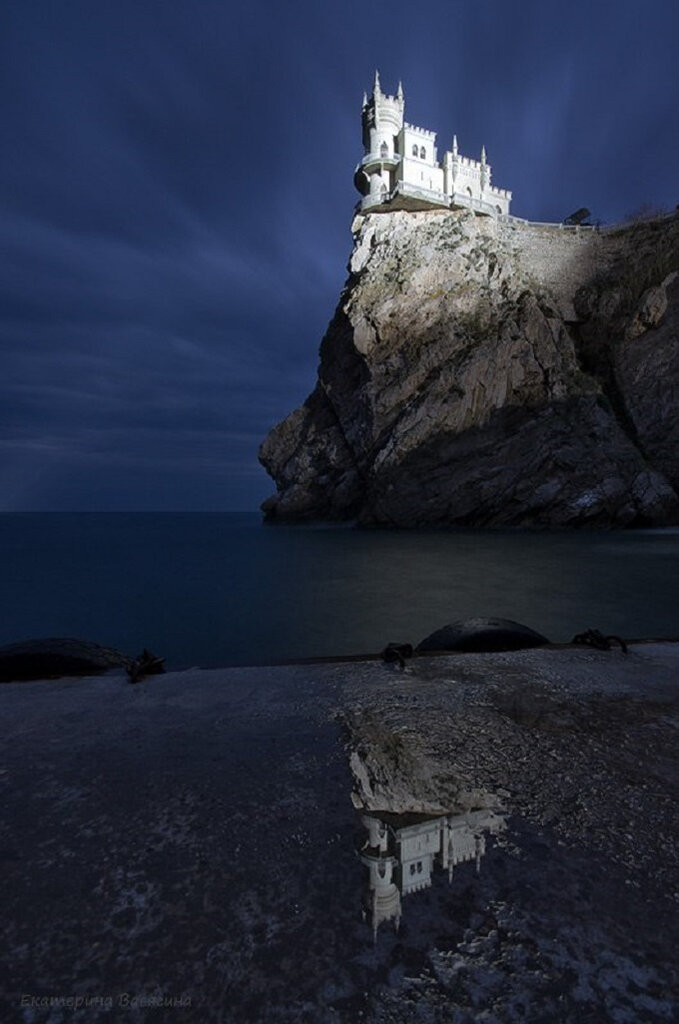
359, 810, 505, 938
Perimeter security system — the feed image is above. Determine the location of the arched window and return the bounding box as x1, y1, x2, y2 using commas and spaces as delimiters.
420, 146, 426, 159
412, 144, 418, 157
380, 141, 388, 158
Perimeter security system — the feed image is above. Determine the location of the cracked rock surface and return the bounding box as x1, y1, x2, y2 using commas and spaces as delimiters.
1, 644, 677, 1022
260, 210, 679, 526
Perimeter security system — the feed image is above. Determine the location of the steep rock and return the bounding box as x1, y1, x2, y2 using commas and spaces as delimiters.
260, 210, 679, 526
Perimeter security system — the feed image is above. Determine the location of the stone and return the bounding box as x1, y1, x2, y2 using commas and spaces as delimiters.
416, 617, 550, 653
624, 272, 677, 340
0, 637, 132, 683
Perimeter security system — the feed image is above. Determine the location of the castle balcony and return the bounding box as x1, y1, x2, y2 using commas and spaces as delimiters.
357, 184, 510, 218
357, 180, 448, 213
354, 155, 401, 197
450, 191, 507, 218
357, 152, 401, 171
387, 181, 448, 211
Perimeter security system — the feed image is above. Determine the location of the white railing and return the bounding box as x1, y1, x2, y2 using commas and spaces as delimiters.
357, 153, 402, 169
498, 214, 597, 231
398, 181, 448, 204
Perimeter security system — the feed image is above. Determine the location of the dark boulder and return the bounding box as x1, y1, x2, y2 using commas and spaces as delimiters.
0, 638, 132, 682
416, 617, 550, 654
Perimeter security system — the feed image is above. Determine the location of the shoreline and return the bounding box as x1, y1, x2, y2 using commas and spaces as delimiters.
4, 634, 679, 679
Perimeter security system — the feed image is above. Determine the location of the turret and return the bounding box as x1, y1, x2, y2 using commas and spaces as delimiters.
361, 70, 405, 160
355, 72, 405, 201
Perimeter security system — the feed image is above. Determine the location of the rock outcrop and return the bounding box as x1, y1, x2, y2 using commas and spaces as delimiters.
0, 637, 132, 682
260, 210, 679, 526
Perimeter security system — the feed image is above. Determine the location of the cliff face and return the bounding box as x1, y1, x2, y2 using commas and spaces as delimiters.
260, 210, 679, 526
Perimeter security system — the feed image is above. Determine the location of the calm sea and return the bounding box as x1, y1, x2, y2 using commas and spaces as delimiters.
1, 512, 678, 668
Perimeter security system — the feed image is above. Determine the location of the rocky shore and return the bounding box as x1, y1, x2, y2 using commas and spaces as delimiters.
1, 644, 677, 1022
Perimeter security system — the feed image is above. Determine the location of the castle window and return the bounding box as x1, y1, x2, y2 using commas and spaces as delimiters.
420, 146, 426, 159
380, 141, 388, 158
412, 144, 418, 157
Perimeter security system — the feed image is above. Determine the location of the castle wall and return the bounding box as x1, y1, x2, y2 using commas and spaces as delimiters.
399, 157, 444, 195
399, 125, 437, 164
489, 217, 609, 319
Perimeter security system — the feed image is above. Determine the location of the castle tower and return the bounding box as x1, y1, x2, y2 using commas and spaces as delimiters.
354, 71, 404, 201
360, 852, 401, 939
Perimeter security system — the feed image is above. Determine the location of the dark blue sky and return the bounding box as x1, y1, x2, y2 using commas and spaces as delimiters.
3, 0, 678, 510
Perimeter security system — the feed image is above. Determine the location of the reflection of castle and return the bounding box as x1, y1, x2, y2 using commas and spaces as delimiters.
354, 72, 512, 218
359, 809, 505, 938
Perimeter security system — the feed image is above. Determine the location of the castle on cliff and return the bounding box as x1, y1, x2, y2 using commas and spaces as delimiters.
354, 72, 512, 218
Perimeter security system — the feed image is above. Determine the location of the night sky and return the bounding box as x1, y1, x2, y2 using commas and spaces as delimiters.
3, 0, 678, 511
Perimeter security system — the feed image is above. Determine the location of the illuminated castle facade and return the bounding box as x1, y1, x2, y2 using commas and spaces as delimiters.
354, 72, 512, 218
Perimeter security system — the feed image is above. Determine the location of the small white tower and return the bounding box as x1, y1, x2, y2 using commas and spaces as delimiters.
354, 71, 404, 202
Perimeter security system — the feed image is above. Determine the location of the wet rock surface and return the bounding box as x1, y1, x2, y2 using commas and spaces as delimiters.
342, 644, 679, 1022
416, 617, 549, 653
261, 210, 679, 526
1, 645, 677, 1021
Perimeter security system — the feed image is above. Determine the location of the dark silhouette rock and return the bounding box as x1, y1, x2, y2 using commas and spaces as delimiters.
0, 638, 132, 683
563, 207, 591, 225
416, 617, 550, 654
127, 649, 166, 683
571, 629, 628, 653
381, 642, 414, 669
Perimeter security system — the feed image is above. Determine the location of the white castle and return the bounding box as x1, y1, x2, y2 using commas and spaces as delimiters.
354, 72, 512, 218
359, 808, 506, 938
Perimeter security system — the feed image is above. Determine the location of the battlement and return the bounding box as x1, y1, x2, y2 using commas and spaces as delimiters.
355, 75, 512, 219
403, 122, 437, 140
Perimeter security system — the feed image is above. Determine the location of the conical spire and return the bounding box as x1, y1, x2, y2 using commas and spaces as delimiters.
397, 80, 404, 101
452, 134, 458, 156
373, 68, 381, 96
481, 144, 487, 164
362, 90, 368, 107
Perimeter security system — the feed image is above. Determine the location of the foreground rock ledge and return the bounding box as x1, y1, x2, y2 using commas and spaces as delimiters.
1, 644, 677, 1022
261, 210, 679, 526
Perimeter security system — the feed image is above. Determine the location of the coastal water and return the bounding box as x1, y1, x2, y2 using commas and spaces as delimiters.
1, 512, 678, 669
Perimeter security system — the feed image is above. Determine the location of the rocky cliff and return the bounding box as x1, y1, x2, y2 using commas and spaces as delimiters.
260, 209, 679, 526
